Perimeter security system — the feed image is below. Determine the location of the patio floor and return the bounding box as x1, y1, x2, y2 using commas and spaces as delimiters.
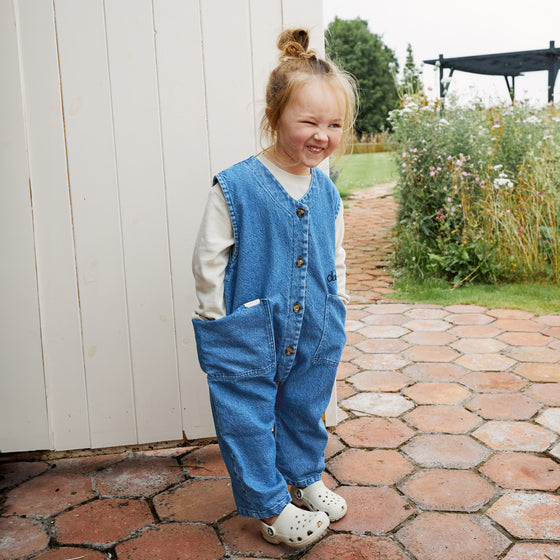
2, 183, 560, 560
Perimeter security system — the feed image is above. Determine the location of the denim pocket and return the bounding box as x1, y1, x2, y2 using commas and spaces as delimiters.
312, 294, 347, 367
192, 298, 276, 379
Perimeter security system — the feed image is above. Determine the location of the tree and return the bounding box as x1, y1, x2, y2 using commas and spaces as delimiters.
402, 43, 423, 95
325, 17, 399, 137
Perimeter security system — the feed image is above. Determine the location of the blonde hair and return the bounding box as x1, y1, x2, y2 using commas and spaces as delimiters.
260, 28, 357, 159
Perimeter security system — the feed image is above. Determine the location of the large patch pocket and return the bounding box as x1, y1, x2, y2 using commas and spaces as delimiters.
192, 299, 276, 379
312, 294, 347, 367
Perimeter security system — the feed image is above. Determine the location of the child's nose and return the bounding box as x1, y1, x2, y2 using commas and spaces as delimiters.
314, 129, 328, 141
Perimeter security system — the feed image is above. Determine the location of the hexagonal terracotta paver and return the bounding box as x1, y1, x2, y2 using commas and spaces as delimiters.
55, 498, 153, 545
480, 453, 560, 490
181, 444, 228, 477
451, 338, 506, 354
402, 434, 490, 468
455, 353, 516, 371
96, 456, 184, 497
515, 362, 560, 382
357, 325, 410, 338
403, 345, 460, 362
536, 408, 560, 433
492, 318, 543, 332
403, 382, 471, 405
355, 337, 409, 353
352, 353, 410, 371
524, 383, 560, 406
449, 325, 503, 338
33, 547, 107, 560
507, 346, 560, 363
445, 305, 488, 314
487, 308, 533, 320
348, 370, 411, 392
396, 512, 510, 560
473, 421, 557, 451
116, 524, 224, 560
365, 303, 412, 315
335, 416, 415, 449
403, 363, 466, 382
153, 479, 235, 522
446, 313, 494, 326
403, 331, 457, 345
399, 469, 495, 512
340, 392, 414, 417
3, 473, 94, 516
488, 492, 560, 539
47, 453, 126, 474
301, 534, 410, 560
0, 516, 49, 560
402, 319, 451, 332
498, 332, 552, 346
0, 461, 48, 491
503, 543, 560, 559
405, 308, 449, 320
328, 448, 413, 485
466, 393, 541, 420
361, 313, 408, 326
333, 486, 414, 533
460, 371, 528, 392
404, 405, 481, 433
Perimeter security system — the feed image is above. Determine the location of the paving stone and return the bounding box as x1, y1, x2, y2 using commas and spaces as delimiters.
116, 524, 224, 560
96, 456, 184, 497
535, 314, 560, 326
460, 371, 528, 392
345, 318, 365, 332
220, 515, 291, 558
455, 353, 516, 371
498, 331, 552, 346
48, 453, 126, 474
402, 345, 460, 362
364, 303, 412, 314
473, 421, 557, 451
357, 324, 410, 338
0, 461, 48, 491
402, 319, 452, 332
181, 443, 229, 477
328, 448, 413, 485
325, 432, 345, 458
300, 534, 410, 560
335, 417, 415, 449
403, 382, 471, 405
341, 391, 414, 416
488, 492, 560, 540
336, 380, 356, 401
348, 370, 411, 392
404, 405, 481, 433
515, 362, 560, 381
399, 469, 495, 512
487, 308, 534, 320
333, 486, 414, 533
336, 361, 359, 380
507, 346, 560, 362
466, 393, 541, 420
547, 326, 560, 339
355, 337, 410, 353
361, 313, 408, 325
445, 305, 488, 314
480, 452, 560, 490
0, 516, 49, 560
504, 543, 560, 560
396, 512, 510, 560
341, 345, 362, 362
492, 318, 544, 332
33, 548, 107, 560
449, 325, 503, 338
136, 446, 192, 458
404, 308, 449, 320
403, 362, 467, 382
352, 353, 411, 371
402, 434, 490, 468
55, 498, 153, 545
536, 408, 560, 433
451, 338, 506, 354
552, 442, 560, 460
3, 472, 94, 516
524, 383, 560, 405
345, 330, 366, 345
153, 479, 235, 522
446, 313, 495, 325
403, 331, 457, 345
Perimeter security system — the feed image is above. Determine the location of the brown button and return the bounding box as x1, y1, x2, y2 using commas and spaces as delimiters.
285, 346, 295, 356
296, 207, 306, 218
292, 303, 302, 313
296, 258, 305, 268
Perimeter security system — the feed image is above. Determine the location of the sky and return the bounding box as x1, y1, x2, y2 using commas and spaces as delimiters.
323, 0, 560, 106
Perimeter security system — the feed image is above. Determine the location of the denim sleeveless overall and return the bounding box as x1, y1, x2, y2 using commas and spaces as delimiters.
192, 156, 346, 518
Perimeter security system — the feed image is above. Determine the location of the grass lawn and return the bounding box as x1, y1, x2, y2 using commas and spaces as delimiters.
333, 152, 560, 315
330, 152, 398, 199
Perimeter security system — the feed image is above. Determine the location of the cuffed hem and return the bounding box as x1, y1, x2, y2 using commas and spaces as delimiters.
236, 492, 292, 519
284, 472, 323, 489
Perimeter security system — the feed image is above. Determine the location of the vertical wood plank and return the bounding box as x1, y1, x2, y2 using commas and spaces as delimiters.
54, 0, 136, 448
16, 0, 90, 450
200, 0, 256, 174
0, 0, 50, 452
103, 0, 181, 444
153, 0, 215, 439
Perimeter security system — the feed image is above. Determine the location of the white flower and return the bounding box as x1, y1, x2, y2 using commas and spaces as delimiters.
439, 118, 450, 126
524, 115, 542, 125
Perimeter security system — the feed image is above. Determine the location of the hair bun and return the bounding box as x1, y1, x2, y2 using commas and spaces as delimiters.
277, 28, 315, 61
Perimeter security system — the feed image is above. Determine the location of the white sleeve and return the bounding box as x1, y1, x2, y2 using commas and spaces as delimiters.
335, 205, 350, 305
192, 182, 233, 320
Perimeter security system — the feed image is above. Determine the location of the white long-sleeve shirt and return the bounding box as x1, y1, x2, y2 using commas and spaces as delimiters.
192, 154, 349, 320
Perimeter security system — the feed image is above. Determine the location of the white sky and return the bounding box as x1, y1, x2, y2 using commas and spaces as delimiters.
323, 0, 560, 106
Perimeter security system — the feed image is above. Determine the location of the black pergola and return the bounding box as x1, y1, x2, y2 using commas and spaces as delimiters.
424, 41, 560, 103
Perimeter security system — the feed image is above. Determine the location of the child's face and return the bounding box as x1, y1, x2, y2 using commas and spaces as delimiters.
272, 79, 345, 175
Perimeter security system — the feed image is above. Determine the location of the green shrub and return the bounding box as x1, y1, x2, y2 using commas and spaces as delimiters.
389, 94, 560, 285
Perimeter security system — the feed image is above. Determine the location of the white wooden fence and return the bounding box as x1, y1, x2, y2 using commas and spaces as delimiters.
0, 0, 328, 453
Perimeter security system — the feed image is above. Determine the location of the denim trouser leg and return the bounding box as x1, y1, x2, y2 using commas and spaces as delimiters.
207, 373, 292, 519
274, 361, 338, 487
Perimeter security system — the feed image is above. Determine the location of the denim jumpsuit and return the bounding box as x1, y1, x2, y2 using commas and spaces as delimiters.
192, 156, 346, 519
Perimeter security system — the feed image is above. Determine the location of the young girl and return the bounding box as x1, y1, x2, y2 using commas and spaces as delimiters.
192, 28, 357, 548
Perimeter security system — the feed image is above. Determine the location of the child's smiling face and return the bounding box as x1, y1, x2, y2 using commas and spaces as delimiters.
270, 78, 345, 175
